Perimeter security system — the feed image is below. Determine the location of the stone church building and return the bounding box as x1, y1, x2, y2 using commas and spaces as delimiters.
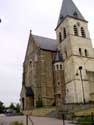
20, 0, 94, 111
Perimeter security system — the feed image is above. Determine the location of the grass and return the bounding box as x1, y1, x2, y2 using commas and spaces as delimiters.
11, 121, 24, 125
72, 108, 94, 124
74, 108, 94, 116
23, 107, 56, 116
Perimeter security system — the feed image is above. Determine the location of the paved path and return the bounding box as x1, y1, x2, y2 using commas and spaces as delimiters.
0, 115, 74, 125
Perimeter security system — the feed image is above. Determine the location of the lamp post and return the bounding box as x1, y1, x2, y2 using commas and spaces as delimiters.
79, 66, 85, 104
0, 19, 1, 23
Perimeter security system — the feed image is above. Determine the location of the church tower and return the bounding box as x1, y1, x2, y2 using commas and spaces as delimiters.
53, 50, 65, 106
55, 0, 94, 103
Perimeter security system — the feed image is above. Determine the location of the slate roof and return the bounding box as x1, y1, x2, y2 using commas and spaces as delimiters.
57, 0, 86, 28
33, 35, 57, 51
25, 87, 34, 97
53, 50, 64, 63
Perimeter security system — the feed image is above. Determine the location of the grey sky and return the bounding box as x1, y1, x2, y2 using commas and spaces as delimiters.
0, 0, 94, 106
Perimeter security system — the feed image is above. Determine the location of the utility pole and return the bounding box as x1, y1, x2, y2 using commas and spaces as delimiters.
79, 66, 85, 104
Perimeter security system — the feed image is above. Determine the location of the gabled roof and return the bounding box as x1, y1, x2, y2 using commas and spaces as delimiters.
25, 87, 34, 97
33, 35, 57, 51
57, 0, 86, 28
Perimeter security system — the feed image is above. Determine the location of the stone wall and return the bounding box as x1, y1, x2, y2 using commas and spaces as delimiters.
57, 103, 94, 119
39, 49, 55, 106
57, 103, 94, 112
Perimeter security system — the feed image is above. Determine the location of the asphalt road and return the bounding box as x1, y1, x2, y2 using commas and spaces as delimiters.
0, 115, 74, 125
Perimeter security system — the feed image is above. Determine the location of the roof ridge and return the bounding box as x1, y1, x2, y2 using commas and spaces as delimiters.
32, 35, 57, 51
33, 34, 56, 40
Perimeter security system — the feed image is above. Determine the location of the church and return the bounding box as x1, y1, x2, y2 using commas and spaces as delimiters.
20, 0, 94, 111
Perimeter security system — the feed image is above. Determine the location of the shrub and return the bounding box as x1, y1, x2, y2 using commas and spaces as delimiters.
36, 100, 43, 108
77, 117, 94, 123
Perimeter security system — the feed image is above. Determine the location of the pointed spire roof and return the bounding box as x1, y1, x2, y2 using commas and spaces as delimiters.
53, 50, 64, 63
57, 0, 86, 28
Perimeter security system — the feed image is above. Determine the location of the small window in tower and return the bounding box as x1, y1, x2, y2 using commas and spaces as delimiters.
65, 50, 67, 58
60, 64, 62, 70
60, 15, 64, 20
56, 64, 59, 70
74, 25, 78, 36
85, 49, 88, 56
63, 28, 66, 39
29, 61, 32, 67
57, 82, 60, 86
29, 61, 33, 72
29, 61, 32, 64
59, 32, 62, 43
79, 48, 82, 56
81, 27, 86, 38
73, 11, 78, 17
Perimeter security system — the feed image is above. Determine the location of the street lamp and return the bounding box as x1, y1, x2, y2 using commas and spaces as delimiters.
0, 19, 1, 23
79, 66, 85, 104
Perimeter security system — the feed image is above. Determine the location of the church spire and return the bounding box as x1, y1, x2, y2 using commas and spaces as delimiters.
57, 0, 86, 28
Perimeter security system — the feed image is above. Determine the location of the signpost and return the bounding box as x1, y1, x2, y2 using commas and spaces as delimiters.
26, 115, 28, 125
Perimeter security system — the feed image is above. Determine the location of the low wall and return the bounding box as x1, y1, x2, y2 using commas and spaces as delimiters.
56, 103, 94, 119
57, 103, 94, 112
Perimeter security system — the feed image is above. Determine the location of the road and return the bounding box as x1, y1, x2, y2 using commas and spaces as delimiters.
0, 115, 74, 125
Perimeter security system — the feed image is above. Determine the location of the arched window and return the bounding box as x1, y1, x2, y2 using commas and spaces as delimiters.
56, 64, 59, 70
81, 27, 86, 38
63, 28, 66, 39
60, 64, 62, 70
57, 82, 60, 86
22, 98, 25, 110
85, 49, 88, 56
29, 61, 32, 71
29, 61, 32, 65
79, 48, 82, 55
59, 32, 62, 43
74, 25, 78, 36
65, 50, 67, 58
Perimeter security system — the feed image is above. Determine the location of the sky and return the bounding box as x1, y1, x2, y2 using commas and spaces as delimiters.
0, 0, 94, 106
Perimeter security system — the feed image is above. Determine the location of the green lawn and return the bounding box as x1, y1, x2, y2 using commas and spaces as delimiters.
74, 108, 94, 116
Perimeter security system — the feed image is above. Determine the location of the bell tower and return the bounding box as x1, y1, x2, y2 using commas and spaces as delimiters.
55, 0, 94, 103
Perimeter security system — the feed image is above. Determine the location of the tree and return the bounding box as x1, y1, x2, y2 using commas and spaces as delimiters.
9, 103, 15, 110
15, 103, 20, 113
0, 101, 5, 113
